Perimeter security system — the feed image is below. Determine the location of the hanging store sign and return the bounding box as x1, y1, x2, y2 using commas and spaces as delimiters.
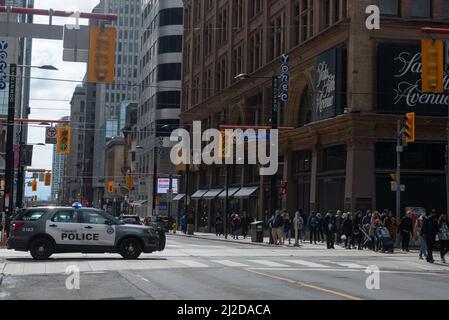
0, 40, 8, 90
378, 42, 447, 116
279, 54, 289, 102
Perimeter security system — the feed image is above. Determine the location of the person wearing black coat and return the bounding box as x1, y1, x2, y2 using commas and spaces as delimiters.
342, 213, 354, 249
352, 211, 363, 250
323, 211, 336, 249
398, 211, 414, 252
421, 210, 439, 263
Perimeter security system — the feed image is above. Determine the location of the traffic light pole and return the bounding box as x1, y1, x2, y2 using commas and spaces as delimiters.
270, 76, 280, 218
396, 120, 402, 223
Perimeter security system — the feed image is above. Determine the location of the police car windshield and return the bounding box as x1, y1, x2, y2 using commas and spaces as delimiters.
100, 210, 123, 225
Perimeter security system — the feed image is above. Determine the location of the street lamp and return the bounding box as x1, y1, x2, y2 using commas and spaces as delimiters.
234, 73, 281, 222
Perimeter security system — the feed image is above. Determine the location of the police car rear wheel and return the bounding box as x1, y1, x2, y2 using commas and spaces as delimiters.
30, 238, 53, 260
119, 238, 142, 259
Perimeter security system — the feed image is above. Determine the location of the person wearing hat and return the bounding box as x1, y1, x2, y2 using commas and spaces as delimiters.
414, 215, 427, 260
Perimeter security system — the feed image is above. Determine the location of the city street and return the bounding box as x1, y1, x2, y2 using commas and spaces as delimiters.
1, 234, 448, 300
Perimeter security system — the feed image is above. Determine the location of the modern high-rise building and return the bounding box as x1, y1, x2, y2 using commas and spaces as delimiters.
51, 116, 70, 203
133, 0, 183, 216
92, 0, 141, 209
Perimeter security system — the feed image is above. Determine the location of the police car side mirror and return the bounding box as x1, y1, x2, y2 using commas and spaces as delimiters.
104, 220, 113, 225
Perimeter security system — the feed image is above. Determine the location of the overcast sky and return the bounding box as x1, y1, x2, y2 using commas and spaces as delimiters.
25, 0, 100, 200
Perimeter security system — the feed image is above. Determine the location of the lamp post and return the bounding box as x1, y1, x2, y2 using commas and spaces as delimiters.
234, 73, 280, 221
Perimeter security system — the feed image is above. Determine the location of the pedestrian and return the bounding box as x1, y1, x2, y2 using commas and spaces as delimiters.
241, 212, 250, 239
293, 211, 304, 243
215, 214, 224, 236
335, 210, 343, 245
398, 210, 414, 252
299, 209, 308, 241
308, 212, 319, 244
317, 213, 324, 243
421, 209, 439, 263
384, 211, 398, 244
323, 211, 336, 249
180, 214, 187, 234
414, 216, 427, 260
271, 210, 284, 245
370, 212, 382, 251
352, 210, 363, 250
231, 214, 242, 239
342, 213, 354, 249
437, 213, 449, 264
282, 211, 292, 244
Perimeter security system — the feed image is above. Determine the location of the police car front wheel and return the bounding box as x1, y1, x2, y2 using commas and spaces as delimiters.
119, 238, 142, 259
30, 238, 54, 260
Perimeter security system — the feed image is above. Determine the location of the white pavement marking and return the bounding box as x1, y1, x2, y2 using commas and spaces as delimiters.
286, 259, 330, 268
320, 260, 366, 269
246, 267, 443, 275
248, 260, 289, 267
212, 260, 249, 267
175, 260, 210, 268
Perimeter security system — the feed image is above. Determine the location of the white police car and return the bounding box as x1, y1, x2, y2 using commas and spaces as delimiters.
8, 204, 166, 260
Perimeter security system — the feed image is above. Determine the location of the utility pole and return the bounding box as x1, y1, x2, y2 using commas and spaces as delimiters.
3, 63, 17, 216
396, 120, 402, 223
168, 173, 173, 219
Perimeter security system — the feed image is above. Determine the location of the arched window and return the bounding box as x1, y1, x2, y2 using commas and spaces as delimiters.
298, 85, 313, 127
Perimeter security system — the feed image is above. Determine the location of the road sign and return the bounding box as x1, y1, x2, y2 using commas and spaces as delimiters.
391, 182, 405, 192
46, 127, 57, 144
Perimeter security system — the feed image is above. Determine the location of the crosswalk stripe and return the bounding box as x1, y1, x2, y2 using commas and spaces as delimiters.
286, 259, 330, 268
248, 260, 289, 267
175, 260, 209, 268
212, 260, 249, 267
320, 260, 365, 269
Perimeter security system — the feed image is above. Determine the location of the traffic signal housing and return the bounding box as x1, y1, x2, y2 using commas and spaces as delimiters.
107, 181, 114, 193
88, 26, 117, 84
57, 126, 71, 154
31, 179, 37, 192
421, 39, 444, 93
126, 175, 133, 189
44, 172, 51, 186
405, 112, 415, 143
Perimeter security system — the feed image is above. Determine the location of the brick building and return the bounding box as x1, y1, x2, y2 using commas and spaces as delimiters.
180, 0, 449, 232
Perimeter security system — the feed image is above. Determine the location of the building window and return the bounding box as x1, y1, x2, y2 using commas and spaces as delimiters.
232, 43, 244, 79
204, 20, 214, 56
269, 12, 286, 61
321, 145, 347, 172
444, 0, 449, 17
292, 1, 300, 47
300, 0, 314, 42
157, 63, 181, 81
233, 0, 244, 29
156, 91, 180, 109
249, 30, 263, 72
158, 35, 182, 54
411, 0, 431, 18
159, 8, 183, 26
216, 56, 228, 91
217, 7, 229, 46
250, 0, 262, 17
203, 67, 213, 99
379, 0, 400, 16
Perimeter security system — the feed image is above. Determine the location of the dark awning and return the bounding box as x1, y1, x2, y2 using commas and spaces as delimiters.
203, 189, 223, 200
190, 190, 208, 199
233, 187, 259, 199
217, 188, 240, 198
173, 194, 185, 201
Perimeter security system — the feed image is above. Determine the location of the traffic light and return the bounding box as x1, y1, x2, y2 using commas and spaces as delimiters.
421, 39, 444, 93
126, 175, 134, 189
88, 26, 116, 84
404, 112, 415, 143
57, 126, 71, 154
44, 172, 51, 186
219, 131, 233, 158
31, 179, 37, 192
107, 181, 114, 193
389, 173, 397, 182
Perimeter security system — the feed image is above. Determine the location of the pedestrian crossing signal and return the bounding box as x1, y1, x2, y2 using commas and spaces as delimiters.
31, 179, 37, 192
57, 126, 71, 154
107, 181, 114, 193
88, 26, 116, 84
404, 112, 415, 143
126, 175, 133, 189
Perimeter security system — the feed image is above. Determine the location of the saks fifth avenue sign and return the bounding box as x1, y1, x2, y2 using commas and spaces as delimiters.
378, 43, 447, 116
316, 61, 336, 113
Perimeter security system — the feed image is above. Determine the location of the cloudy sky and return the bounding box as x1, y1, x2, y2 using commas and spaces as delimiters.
25, 0, 100, 199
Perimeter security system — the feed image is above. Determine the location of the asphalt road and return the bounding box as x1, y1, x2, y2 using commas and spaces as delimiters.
1, 235, 448, 300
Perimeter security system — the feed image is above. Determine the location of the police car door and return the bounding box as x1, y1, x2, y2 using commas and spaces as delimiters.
46, 209, 82, 246
79, 210, 116, 247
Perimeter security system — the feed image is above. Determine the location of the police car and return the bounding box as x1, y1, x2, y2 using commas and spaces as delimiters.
7, 204, 166, 260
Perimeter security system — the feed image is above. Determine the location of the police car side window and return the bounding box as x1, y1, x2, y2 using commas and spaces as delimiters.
51, 210, 78, 223
19, 210, 46, 221
83, 211, 108, 225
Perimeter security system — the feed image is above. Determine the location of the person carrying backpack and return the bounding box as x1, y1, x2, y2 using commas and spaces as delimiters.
271, 210, 284, 245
